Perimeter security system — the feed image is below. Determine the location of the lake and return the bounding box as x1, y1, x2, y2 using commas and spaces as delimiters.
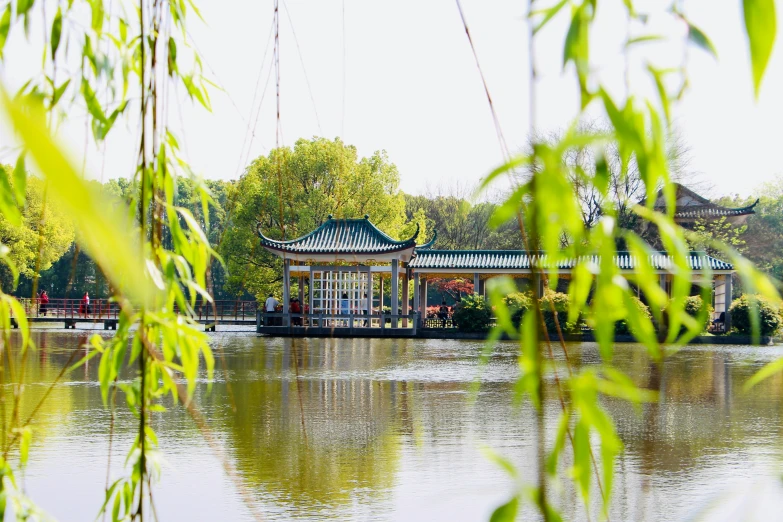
11, 330, 783, 521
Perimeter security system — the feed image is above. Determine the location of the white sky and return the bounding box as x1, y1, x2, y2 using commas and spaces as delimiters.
1, 0, 781, 198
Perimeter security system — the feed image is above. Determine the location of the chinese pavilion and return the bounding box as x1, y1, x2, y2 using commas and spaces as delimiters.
257, 214, 736, 336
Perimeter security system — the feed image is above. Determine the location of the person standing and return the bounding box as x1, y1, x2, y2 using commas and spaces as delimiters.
290, 298, 302, 326
80, 292, 91, 317
340, 292, 350, 326
438, 301, 450, 328
264, 293, 279, 326
40, 290, 49, 316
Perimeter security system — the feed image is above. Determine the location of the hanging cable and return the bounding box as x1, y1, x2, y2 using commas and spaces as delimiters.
282, 0, 323, 135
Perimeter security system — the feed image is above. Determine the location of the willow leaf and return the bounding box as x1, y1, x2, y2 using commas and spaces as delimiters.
743, 0, 777, 98
0, 86, 157, 308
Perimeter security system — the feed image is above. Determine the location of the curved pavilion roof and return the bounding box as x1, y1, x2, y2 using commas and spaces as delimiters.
650, 183, 758, 221
258, 215, 420, 262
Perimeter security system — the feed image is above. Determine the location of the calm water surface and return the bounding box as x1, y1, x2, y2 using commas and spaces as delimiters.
12, 330, 783, 521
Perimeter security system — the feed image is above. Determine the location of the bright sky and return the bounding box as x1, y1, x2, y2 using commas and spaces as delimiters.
1, 0, 781, 198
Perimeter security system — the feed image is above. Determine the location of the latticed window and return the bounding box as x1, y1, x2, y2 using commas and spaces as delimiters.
310, 268, 371, 324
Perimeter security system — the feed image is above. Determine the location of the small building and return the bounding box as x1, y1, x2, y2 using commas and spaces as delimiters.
651, 183, 758, 226
257, 215, 735, 336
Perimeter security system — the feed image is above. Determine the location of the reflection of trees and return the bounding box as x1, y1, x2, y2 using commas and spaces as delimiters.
606, 347, 783, 475
3, 331, 89, 451
209, 338, 406, 513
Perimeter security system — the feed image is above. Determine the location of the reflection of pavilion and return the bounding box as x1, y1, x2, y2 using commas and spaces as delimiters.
257, 214, 737, 336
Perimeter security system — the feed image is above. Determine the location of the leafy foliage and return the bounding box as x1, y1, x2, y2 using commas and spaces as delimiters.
0, 175, 74, 291
729, 294, 782, 336
452, 294, 492, 332
615, 295, 651, 335
220, 137, 417, 298
540, 289, 581, 333
683, 295, 713, 333
503, 291, 532, 328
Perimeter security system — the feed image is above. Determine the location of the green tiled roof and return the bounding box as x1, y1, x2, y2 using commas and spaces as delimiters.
410, 250, 733, 271
672, 201, 759, 219
258, 215, 419, 254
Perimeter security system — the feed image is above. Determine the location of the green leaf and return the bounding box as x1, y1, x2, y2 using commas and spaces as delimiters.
532, 0, 569, 35
81, 78, 107, 124
0, 5, 11, 58
625, 34, 664, 47
489, 496, 519, 522
687, 22, 717, 59
746, 356, 783, 390
563, 5, 589, 73
168, 37, 177, 76
647, 64, 671, 125
12, 152, 25, 205
0, 85, 158, 308
52, 78, 71, 107
90, 0, 104, 32
51, 7, 62, 59
19, 427, 32, 469
743, 0, 777, 98
0, 165, 21, 226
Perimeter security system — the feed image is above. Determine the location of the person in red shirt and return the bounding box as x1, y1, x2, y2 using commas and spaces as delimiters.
290, 298, 302, 326
79, 292, 91, 317
39, 291, 49, 316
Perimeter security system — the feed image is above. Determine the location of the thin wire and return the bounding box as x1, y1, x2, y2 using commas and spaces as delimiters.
340, 0, 346, 137
233, 18, 276, 177
281, 0, 322, 135
185, 27, 248, 126
454, 0, 509, 160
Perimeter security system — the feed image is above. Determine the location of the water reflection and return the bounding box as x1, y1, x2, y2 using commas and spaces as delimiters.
8, 331, 783, 521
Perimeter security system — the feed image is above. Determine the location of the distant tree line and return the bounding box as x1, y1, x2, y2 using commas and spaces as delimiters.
4, 137, 782, 301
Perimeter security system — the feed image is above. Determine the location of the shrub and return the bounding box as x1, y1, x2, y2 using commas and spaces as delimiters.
729, 295, 783, 336
661, 295, 713, 335
539, 290, 581, 333
452, 294, 492, 332
503, 291, 533, 328
616, 296, 652, 335
683, 295, 713, 333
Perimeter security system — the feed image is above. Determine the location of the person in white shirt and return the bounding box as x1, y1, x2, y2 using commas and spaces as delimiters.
264, 293, 279, 325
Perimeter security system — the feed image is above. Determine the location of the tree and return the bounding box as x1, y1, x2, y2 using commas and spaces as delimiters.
712, 180, 783, 282
518, 122, 698, 238
431, 278, 474, 303
220, 137, 414, 298
0, 172, 75, 292
688, 216, 747, 257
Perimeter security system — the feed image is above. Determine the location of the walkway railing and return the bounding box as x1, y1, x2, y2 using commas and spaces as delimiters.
17, 298, 258, 322
19, 298, 121, 320
259, 312, 420, 334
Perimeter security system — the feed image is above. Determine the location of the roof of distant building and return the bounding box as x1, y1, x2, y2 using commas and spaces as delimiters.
409, 249, 733, 271
650, 183, 758, 220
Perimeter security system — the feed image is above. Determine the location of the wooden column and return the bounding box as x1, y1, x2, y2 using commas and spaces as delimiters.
368, 272, 374, 322
413, 272, 420, 327
391, 259, 399, 328
379, 275, 384, 311
724, 274, 732, 332
283, 259, 291, 327
309, 267, 315, 327
658, 273, 670, 335
473, 273, 480, 296
402, 272, 409, 327
422, 277, 428, 311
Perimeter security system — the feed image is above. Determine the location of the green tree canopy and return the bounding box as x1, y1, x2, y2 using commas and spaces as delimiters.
0, 171, 75, 291
220, 137, 416, 298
